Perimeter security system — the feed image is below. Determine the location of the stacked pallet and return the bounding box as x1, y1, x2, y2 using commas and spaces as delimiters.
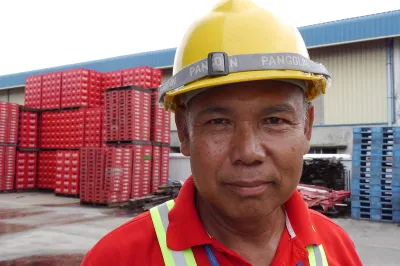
37, 151, 57, 189
150, 91, 171, 192
80, 147, 132, 204
18, 111, 39, 149
0, 102, 19, 191
54, 151, 80, 195
23, 68, 105, 195
351, 127, 400, 223
15, 151, 37, 190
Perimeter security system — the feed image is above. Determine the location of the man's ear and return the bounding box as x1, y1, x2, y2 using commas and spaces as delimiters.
303, 103, 314, 154
175, 106, 191, 156
305, 104, 314, 140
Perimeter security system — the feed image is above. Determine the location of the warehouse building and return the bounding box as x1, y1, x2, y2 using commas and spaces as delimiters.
1, 10, 400, 155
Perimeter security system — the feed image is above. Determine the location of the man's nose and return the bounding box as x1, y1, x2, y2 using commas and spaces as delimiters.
230, 122, 266, 166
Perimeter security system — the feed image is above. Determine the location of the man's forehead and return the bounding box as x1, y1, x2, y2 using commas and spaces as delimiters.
187, 81, 305, 110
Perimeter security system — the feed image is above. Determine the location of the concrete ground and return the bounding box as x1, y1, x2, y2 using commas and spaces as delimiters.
0, 192, 399, 266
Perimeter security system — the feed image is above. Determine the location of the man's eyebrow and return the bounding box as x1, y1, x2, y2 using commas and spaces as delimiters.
259, 103, 296, 115
196, 106, 234, 117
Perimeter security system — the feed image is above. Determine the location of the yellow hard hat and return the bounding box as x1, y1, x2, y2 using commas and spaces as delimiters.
159, 0, 331, 111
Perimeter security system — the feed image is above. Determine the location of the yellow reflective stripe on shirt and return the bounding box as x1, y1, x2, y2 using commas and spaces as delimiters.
150, 206, 176, 266
306, 244, 329, 266
150, 200, 197, 266
318, 245, 329, 266
307, 245, 317, 266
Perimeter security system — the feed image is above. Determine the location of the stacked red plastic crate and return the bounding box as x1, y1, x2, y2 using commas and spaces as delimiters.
122, 67, 161, 89
41, 72, 62, 109
37, 151, 57, 189
0, 102, 19, 144
40, 109, 85, 148
54, 150, 80, 195
88, 71, 103, 107
104, 147, 132, 202
126, 89, 151, 141
104, 89, 151, 142
103, 71, 122, 89
0, 146, 16, 191
61, 68, 102, 108
25, 76, 42, 108
151, 145, 161, 192
84, 108, 104, 147
160, 146, 170, 189
131, 144, 152, 199
15, 152, 37, 190
18, 111, 38, 149
102, 71, 122, 106
151, 145, 170, 193
105, 91, 119, 141
150, 92, 171, 143
80, 147, 132, 203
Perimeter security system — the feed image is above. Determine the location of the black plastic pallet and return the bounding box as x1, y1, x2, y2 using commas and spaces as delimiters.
105, 140, 152, 146
105, 85, 157, 93
41, 106, 88, 112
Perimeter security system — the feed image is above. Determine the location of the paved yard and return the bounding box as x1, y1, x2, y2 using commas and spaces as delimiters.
0, 192, 399, 265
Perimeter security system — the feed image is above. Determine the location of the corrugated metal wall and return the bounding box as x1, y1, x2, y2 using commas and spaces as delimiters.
9, 87, 24, 105
0, 90, 8, 102
0, 87, 25, 105
309, 40, 388, 125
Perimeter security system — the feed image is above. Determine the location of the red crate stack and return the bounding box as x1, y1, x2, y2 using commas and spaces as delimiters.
80, 148, 98, 202
131, 144, 153, 199
0, 146, 16, 191
103, 71, 122, 90
40, 109, 85, 148
18, 111, 38, 149
25, 76, 42, 108
151, 92, 164, 143
104, 147, 132, 203
160, 146, 170, 187
88, 71, 103, 107
118, 91, 126, 140
125, 89, 151, 141
41, 72, 62, 109
122, 67, 155, 88
105, 91, 119, 141
0, 102, 19, 144
15, 152, 37, 190
54, 151, 80, 195
151, 69, 162, 88
61, 68, 102, 108
37, 151, 57, 189
80, 147, 132, 204
151, 145, 161, 192
84, 108, 104, 147
163, 110, 171, 144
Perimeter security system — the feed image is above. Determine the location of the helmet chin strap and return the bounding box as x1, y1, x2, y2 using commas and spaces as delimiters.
180, 79, 307, 107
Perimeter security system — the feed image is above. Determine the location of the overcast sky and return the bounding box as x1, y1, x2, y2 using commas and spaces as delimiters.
1, 0, 399, 76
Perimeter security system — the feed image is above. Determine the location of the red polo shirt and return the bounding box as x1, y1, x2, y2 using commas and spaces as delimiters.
81, 177, 362, 266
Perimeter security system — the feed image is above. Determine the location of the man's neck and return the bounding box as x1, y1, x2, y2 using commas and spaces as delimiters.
196, 193, 286, 264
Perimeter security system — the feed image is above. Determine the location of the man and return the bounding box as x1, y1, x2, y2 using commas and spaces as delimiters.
81, 0, 363, 265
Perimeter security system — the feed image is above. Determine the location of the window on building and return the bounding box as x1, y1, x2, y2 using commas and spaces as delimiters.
308, 147, 338, 154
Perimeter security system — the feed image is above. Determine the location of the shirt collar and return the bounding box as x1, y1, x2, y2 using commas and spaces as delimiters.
166, 176, 321, 251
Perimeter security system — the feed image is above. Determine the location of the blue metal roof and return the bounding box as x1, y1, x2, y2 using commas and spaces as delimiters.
1, 9, 400, 89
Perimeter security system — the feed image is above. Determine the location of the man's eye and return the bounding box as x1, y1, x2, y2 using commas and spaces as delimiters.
264, 117, 284, 124
209, 118, 229, 125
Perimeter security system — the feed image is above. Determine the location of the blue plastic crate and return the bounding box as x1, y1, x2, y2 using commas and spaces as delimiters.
351, 207, 400, 222
351, 195, 400, 205
351, 187, 400, 198
351, 197, 400, 210
351, 177, 400, 187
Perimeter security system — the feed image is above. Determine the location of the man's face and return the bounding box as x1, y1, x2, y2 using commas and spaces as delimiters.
175, 80, 314, 220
